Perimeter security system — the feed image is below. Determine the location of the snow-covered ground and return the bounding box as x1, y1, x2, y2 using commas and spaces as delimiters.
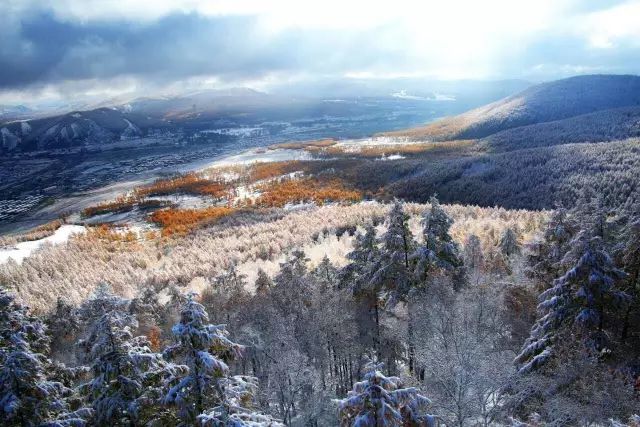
377, 154, 406, 161
0, 225, 86, 264
333, 136, 424, 153
199, 148, 313, 169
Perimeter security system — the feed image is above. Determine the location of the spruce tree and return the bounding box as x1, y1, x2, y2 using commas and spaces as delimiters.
0, 289, 80, 426
341, 224, 384, 359
499, 228, 520, 257
412, 195, 464, 287
372, 201, 416, 306
525, 208, 578, 291
516, 235, 627, 373
254, 269, 273, 295
340, 223, 379, 290
337, 363, 435, 427
163, 294, 245, 424
79, 309, 174, 425
621, 220, 640, 342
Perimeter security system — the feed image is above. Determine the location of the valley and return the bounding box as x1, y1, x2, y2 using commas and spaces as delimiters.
4, 1, 640, 424
2, 74, 640, 426
0, 96, 471, 231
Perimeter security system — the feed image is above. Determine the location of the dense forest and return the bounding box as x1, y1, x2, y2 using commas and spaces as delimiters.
3, 75, 640, 426
2, 195, 640, 425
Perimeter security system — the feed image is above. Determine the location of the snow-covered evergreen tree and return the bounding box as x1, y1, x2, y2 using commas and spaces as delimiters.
46, 298, 80, 362
412, 195, 464, 287
0, 289, 81, 426
197, 375, 284, 426
271, 249, 312, 318
463, 234, 483, 271
340, 224, 379, 290
499, 228, 521, 257
516, 235, 627, 373
312, 255, 339, 290
621, 220, 640, 342
163, 293, 262, 425
79, 308, 174, 425
372, 201, 416, 306
337, 363, 435, 427
254, 269, 273, 295
525, 208, 578, 291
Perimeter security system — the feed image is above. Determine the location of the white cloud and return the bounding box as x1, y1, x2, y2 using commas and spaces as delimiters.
579, 0, 640, 49
1, 0, 639, 105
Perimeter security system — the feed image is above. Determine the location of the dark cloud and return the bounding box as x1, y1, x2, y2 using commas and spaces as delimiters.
0, 2, 638, 100
0, 11, 409, 91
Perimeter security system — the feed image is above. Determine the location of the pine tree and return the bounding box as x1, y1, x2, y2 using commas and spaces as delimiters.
197, 376, 284, 426
621, 220, 640, 342
79, 308, 174, 425
341, 224, 384, 360
340, 224, 379, 290
525, 208, 578, 291
372, 201, 416, 306
463, 234, 483, 271
499, 228, 520, 257
46, 298, 80, 361
412, 195, 464, 287
337, 363, 435, 427
254, 269, 273, 295
271, 249, 312, 318
163, 294, 245, 424
515, 235, 627, 373
0, 289, 81, 426
312, 255, 338, 290
203, 262, 250, 324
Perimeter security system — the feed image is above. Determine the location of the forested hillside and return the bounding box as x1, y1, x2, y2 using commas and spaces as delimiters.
482, 106, 640, 152
2, 75, 640, 426
384, 75, 640, 141
2, 197, 640, 425
390, 138, 640, 210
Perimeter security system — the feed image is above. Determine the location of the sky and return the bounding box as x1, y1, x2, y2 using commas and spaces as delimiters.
1, 0, 639, 105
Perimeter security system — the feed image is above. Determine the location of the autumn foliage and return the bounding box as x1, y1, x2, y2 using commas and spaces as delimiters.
81, 195, 140, 218
150, 206, 234, 236
255, 177, 361, 208
268, 139, 337, 151
135, 172, 227, 199
247, 161, 307, 182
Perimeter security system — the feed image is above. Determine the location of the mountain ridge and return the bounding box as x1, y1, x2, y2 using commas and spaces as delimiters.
383, 74, 640, 141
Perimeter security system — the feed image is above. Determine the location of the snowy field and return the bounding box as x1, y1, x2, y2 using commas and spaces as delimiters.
0, 224, 86, 264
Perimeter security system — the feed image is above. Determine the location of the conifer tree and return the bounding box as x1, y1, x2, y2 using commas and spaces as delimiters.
79, 308, 174, 425
412, 195, 464, 287
340, 224, 379, 290
341, 224, 384, 359
0, 289, 81, 426
337, 363, 435, 427
312, 255, 338, 290
499, 228, 520, 257
271, 249, 311, 318
516, 235, 627, 373
621, 220, 640, 342
526, 208, 578, 291
254, 269, 273, 295
163, 294, 246, 424
372, 201, 416, 306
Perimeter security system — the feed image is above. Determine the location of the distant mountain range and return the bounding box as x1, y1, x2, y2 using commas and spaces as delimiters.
0, 89, 282, 153
385, 74, 640, 143
379, 74, 640, 210
7, 75, 640, 156
0, 79, 533, 155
